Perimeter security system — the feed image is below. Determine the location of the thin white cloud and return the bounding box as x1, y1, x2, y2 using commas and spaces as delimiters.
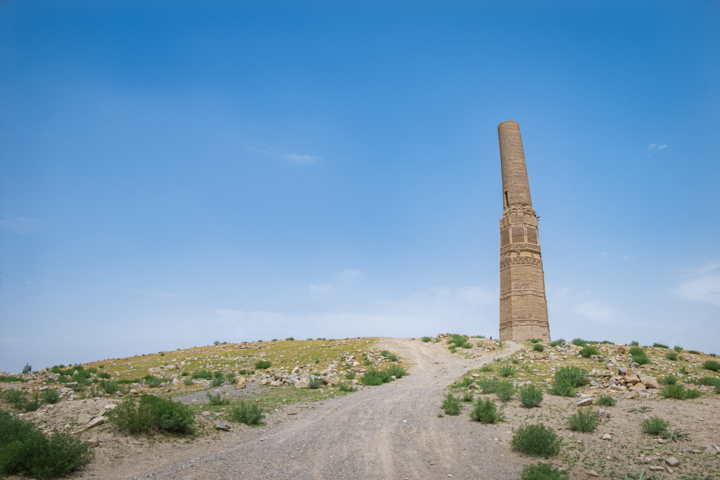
573, 300, 619, 320
647, 144, 656, 150
658, 144, 667, 150
249, 147, 320, 165
675, 262, 720, 306
309, 284, 333, 294
340, 269, 365, 281
0, 215, 39, 234
622, 256, 631, 260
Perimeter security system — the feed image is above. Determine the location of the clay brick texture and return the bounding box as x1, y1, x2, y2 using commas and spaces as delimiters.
497, 121, 551, 342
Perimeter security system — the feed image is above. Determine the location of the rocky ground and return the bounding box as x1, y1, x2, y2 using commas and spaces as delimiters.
1, 337, 718, 479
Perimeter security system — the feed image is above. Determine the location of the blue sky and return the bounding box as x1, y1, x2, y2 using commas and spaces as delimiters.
1, 1, 719, 372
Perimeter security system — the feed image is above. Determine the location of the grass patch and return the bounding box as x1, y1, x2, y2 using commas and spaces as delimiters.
549, 339, 565, 347
40, 389, 60, 404
653, 343, 668, 349
228, 401, 264, 426
337, 382, 357, 392
385, 364, 408, 378
441, 394, 461, 416
673, 346, 683, 352
421, 336, 432, 342
478, 365, 493, 372
308, 377, 324, 389
191, 370, 212, 380
579, 345, 599, 358
495, 380, 515, 402
519, 384, 543, 408
572, 338, 587, 347
568, 409, 598, 432
658, 375, 678, 385
554, 367, 588, 387
470, 398, 504, 424
533, 344, 545, 352
476, 377, 500, 393
641, 417, 669, 436
448, 335, 471, 349
110, 396, 194, 435
521, 463, 569, 480
702, 360, 720, 372
596, 395, 617, 406
659, 384, 702, 399
511, 424, 562, 457
665, 352, 679, 361
628, 346, 645, 356
254, 360, 272, 370
206, 393, 230, 406
0, 411, 92, 479
345, 372, 356, 380
632, 353, 651, 365
498, 365, 516, 377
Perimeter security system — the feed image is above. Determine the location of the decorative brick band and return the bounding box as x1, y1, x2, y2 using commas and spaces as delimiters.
501, 243, 541, 255
500, 257, 543, 269
499, 290, 547, 300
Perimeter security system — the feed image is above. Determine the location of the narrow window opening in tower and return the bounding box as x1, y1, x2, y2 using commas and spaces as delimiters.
504, 191, 509, 208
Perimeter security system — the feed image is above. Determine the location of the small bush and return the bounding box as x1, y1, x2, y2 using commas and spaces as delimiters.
495, 380, 515, 402
254, 360, 272, 370
0, 376, 25, 383
665, 352, 679, 361
579, 346, 599, 358
521, 463, 569, 480
511, 424, 562, 457
702, 360, 720, 372
632, 353, 651, 365
528, 339, 542, 344
380, 350, 390, 357
111, 396, 194, 434
630, 340, 639, 346
0, 411, 92, 479
212, 371, 224, 379
470, 398, 504, 424
462, 392, 474, 402
40, 389, 60, 404
673, 346, 683, 352
476, 378, 500, 393
641, 417, 669, 436
145, 377, 164, 388
549, 339, 565, 347
228, 401, 264, 426
211, 377, 223, 387
659, 384, 702, 399
549, 381, 576, 397
183, 377, 193, 386
337, 382, 356, 392
519, 384, 543, 408
206, 393, 229, 406
385, 364, 408, 378
97, 372, 111, 379
360, 370, 391, 386
687, 350, 701, 355
100, 380, 121, 394
285, 337, 295, 341
498, 365, 516, 377
479, 365, 493, 372
421, 336, 432, 342
568, 409, 598, 432
441, 394, 461, 416
110, 397, 155, 435
308, 377, 324, 389
533, 344, 545, 352
554, 367, 588, 387
628, 346, 645, 356
690, 377, 720, 389
191, 370, 212, 379
653, 343, 668, 349
345, 372, 356, 380
572, 338, 588, 347
659, 375, 678, 385
596, 395, 617, 406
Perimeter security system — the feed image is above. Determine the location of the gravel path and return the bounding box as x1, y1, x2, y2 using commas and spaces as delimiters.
130, 338, 523, 480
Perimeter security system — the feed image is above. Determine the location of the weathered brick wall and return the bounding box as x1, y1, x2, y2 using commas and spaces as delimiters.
497, 121, 551, 342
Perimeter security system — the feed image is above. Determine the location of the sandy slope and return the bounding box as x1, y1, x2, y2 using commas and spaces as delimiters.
128, 338, 522, 480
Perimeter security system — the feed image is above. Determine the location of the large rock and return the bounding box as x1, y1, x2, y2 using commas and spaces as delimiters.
639, 375, 659, 389
86, 416, 106, 429
706, 444, 720, 455
665, 457, 679, 467
626, 374, 641, 384
577, 398, 593, 407
324, 375, 339, 386
77, 413, 93, 424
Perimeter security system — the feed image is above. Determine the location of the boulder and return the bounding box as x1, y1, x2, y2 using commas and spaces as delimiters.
626, 374, 641, 384
577, 398, 593, 407
87, 436, 99, 448
639, 375, 659, 389
323, 375, 339, 386
86, 416, 106, 429
602, 434, 612, 440
215, 422, 231, 431
665, 457, 679, 467
77, 413, 93, 424
706, 444, 720, 455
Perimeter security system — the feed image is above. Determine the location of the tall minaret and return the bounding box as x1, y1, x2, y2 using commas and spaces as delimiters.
497, 121, 550, 342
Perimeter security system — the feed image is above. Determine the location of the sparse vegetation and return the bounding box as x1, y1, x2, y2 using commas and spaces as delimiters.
521, 463, 569, 480
702, 360, 720, 372
228, 401, 264, 426
568, 409, 599, 432
337, 382, 356, 392
441, 394, 461, 415
308, 377, 324, 389
659, 375, 678, 385
191, 370, 212, 380
421, 336, 432, 342
498, 365, 516, 377
511, 424, 562, 457
596, 395, 617, 406
533, 344, 545, 352
641, 417, 670, 436
653, 343, 668, 349
659, 384, 702, 399
448, 335, 471, 349
111, 396, 194, 435
470, 398, 504, 424
549, 339, 565, 347
206, 393, 230, 405
495, 380, 515, 402
40, 389, 60, 404
665, 352, 679, 361
519, 384, 543, 408
254, 360, 272, 370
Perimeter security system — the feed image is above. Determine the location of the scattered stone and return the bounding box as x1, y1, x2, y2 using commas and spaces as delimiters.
87, 436, 99, 448
202, 411, 211, 416
618, 367, 626, 376
649, 466, 665, 472
215, 422, 231, 431
665, 457, 679, 467
706, 444, 720, 455
602, 434, 612, 440
77, 413, 93, 424
577, 398, 593, 407
639, 375, 659, 389
586, 470, 600, 477
86, 416, 106, 429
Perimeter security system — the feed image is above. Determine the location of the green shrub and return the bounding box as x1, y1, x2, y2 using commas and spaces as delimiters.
212, 371, 224, 379
596, 395, 617, 406
665, 352, 679, 361
441, 394, 461, 416
0, 411, 92, 479
653, 343, 668, 349
511, 424, 562, 457
630, 341, 639, 346
519, 384, 543, 408
145, 377, 164, 388
554, 367, 588, 387
687, 350, 701, 355
183, 377, 193, 386
659, 384, 702, 399
337, 382, 356, 392
345, 372, 356, 380
254, 361, 272, 370
470, 398, 504, 424
495, 380, 515, 402
211, 377, 224, 387
533, 344, 545, 352
228, 401, 264, 426
659, 375, 678, 385
632, 353, 651, 365
549, 339, 565, 347
0, 376, 25, 383
462, 392, 474, 402
206, 393, 229, 406
568, 409, 598, 432
387, 353, 399, 361
100, 380, 121, 394
360, 370, 391, 386
572, 338, 587, 347
690, 377, 720, 389
40, 389, 60, 404
628, 346, 645, 356
521, 463, 569, 480
673, 346, 683, 352
579, 346, 599, 358
479, 365, 493, 372
111, 396, 194, 434
285, 337, 295, 341
476, 378, 500, 393
380, 350, 390, 357
97, 372, 111, 379
641, 417, 669, 436
498, 365, 516, 377
549, 381, 576, 397
702, 360, 720, 372
308, 377, 324, 389
421, 336, 432, 342
385, 364, 408, 378
191, 370, 212, 379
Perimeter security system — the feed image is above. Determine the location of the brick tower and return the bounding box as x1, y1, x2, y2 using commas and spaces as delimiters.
497, 120, 550, 342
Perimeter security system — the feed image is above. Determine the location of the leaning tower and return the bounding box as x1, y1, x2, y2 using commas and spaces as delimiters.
497, 121, 551, 342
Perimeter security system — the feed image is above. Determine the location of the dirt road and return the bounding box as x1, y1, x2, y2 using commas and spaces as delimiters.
137, 338, 523, 480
